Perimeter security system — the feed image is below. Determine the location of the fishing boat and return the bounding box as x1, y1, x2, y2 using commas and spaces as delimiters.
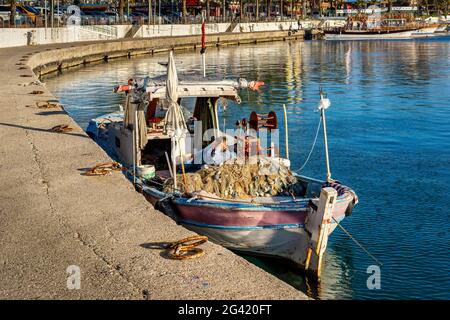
86, 52, 358, 278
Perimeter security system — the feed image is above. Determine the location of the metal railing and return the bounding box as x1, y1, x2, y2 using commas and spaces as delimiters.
80, 24, 118, 38
0, 13, 303, 28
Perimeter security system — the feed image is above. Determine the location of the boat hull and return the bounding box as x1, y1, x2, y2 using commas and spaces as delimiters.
325, 29, 416, 40
143, 185, 352, 268
88, 111, 358, 272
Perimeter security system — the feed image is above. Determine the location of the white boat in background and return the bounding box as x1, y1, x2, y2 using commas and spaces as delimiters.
324, 14, 440, 40
326, 29, 417, 40
411, 24, 449, 37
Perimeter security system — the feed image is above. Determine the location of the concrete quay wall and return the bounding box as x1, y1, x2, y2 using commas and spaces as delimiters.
28, 30, 303, 76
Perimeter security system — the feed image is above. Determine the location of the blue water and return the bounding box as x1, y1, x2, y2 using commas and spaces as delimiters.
44, 36, 450, 299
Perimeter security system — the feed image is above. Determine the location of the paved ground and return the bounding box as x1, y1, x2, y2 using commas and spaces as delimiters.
0, 41, 308, 299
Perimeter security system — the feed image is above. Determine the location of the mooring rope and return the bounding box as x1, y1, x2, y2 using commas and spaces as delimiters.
294, 115, 322, 173
332, 216, 383, 267
166, 235, 208, 260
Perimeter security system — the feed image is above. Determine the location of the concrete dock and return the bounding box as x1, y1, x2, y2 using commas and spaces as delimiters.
0, 33, 308, 299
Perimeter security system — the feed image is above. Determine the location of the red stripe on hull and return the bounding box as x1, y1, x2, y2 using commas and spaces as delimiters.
145, 191, 350, 227
175, 204, 308, 227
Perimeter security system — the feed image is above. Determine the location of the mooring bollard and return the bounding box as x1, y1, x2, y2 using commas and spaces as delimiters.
304, 187, 337, 278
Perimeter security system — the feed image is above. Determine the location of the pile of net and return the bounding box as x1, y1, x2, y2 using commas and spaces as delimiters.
163, 157, 305, 199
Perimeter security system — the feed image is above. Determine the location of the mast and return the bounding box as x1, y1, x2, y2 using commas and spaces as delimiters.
319, 90, 332, 182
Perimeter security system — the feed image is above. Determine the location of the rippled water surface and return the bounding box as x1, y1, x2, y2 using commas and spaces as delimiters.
44, 37, 450, 299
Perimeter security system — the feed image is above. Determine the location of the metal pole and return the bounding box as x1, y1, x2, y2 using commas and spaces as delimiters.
223, 0, 226, 22
320, 92, 332, 182
153, 0, 156, 25
50, 0, 54, 39
44, 0, 48, 39
132, 121, 137, 185
159, 0, 161, 25
291, 0, 293, 19
165, 152, 174, 178
281, 0, 283, 20
201, 15, 206, 78
172, 140, 177, 189
283, 104, 289, 160
256, 0, 259, 21
202, 54, 206, 78
134, 107, 139, 185
57, 0, 59, 28
148, 0, 152, 27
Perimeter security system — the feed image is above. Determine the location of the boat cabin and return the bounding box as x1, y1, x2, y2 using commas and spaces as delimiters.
101, 78, 277, 179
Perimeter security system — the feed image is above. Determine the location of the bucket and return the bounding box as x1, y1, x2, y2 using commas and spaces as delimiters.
137, 165, 155, 180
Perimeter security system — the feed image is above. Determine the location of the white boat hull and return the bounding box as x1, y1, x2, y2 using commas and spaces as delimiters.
182, 222, 339, 268
326, 30, 416, 40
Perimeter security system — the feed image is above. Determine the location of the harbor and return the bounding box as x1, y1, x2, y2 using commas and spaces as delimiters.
40, 37, 450, 299
0, 39, 311, 299
1, 0, 450, 303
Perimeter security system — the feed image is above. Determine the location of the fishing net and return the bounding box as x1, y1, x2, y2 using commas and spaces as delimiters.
163, 157, 305, 199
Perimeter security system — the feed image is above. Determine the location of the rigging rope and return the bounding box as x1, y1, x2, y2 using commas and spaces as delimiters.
332, 216, 383, 267
294, 115, 322, 173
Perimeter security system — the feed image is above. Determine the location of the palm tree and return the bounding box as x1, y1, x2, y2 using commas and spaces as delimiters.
240, 0, 244, 20
118, 0, 124, 23
183, 0, 187, 23
436, 0, 450, 15
290, 0, 294, 18
9, 0, 16, 26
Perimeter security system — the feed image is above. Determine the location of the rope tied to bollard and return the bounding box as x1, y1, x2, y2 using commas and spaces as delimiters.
166, 235, 208, 260
82, 161, 123, 176
50, 124, 73, 133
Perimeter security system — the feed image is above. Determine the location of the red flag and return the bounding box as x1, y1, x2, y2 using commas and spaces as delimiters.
201, 19, 206, 53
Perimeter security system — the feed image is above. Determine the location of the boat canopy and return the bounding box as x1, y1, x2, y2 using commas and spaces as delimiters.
146, 80, 245, 103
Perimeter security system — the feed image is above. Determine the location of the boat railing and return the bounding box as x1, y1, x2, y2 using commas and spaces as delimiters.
324, 21, 426, 33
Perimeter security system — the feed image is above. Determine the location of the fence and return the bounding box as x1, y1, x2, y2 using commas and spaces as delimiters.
0, 12, 302, 28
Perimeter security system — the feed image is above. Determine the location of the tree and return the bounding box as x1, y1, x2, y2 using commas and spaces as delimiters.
240, 0, 243, 20
183, 0, 187, 23
437, 0, 450, 15
118, 0, 124, 23
355, 0, 366, 10
9, 0, 16, 26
